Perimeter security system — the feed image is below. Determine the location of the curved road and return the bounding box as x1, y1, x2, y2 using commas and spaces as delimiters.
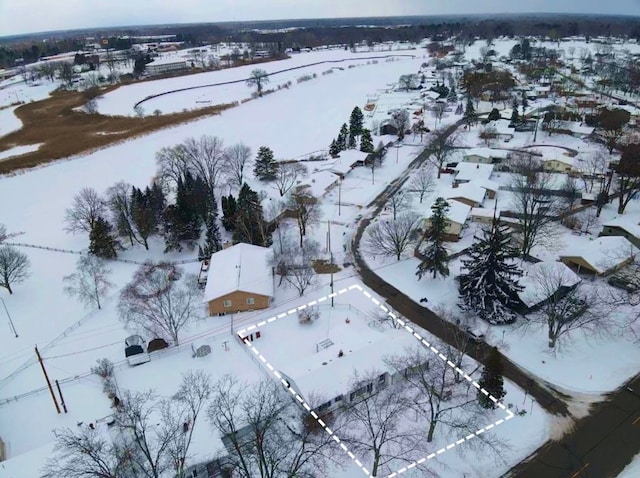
347, 120, 640, 477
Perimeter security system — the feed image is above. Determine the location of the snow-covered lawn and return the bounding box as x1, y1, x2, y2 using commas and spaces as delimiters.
0, 106, 23, 138
618, 452, 640, 478
0, 143, 42, 160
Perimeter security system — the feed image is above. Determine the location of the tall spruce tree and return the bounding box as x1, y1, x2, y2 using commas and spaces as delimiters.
233, 183, 271, 246
336, 123, 349, 152
253, 146, 278, 181
163, 174, 202, 252
349, 106, 364, 140
416, 197, 450, 280
458, 217, 523, 324
477, 347, 506, 409
329, 139, 341, 157
198, 212, 222, 261
89, 216, 118, 259
463, 96, 476, 129
360, 128, 374, 153
221, 194, 238, 231
130, 186, 158, 250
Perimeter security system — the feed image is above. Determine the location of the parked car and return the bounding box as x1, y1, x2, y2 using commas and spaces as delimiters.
463, 328, 485, 342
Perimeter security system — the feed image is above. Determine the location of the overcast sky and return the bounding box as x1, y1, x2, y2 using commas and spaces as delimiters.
1, 0, 639, 37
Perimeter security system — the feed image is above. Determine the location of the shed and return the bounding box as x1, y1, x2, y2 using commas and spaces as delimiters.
559, 237, 638, 276
600, 216, 640, 249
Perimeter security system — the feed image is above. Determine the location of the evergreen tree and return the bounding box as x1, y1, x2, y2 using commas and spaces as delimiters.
463, 96, 476, 129
521, 92, 529, 111
458, 218, 523, 324
477, 347, 506, 409
221, 194, 238, 231
253, 146, 278, 181
446, 85, 457, 103
510, 108, 520, 125
329, 139, 341, 157
455, 102, 463, 115
349, 106, 364, 139
416, 198, 450, 280
348, 131, 357, 149
488, 108, 501, 121
130, 186, 158, 250
233, 183, 271, 247
163, 174, 201, 252
198, 213, 222, 261
360, 128, 374, 153
148, 181, 166, 223
89, 216, 118, 259
336, 123, 349, 151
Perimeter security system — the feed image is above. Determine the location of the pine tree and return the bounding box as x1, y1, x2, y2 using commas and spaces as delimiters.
416, 198, 450, 280
89, 216, 118, 259
510, 108, 520, 125
233, 183, 271, 246
488, 108, 501, 121
329, 139, 341, 157
360, 128, 374, 153
349, 106, 364, 139
463, 96, 476, 128
455, 102, 463, 115
458, 218, 523, 324
477, 347, 506, 409
130, 186, 158, 250
446, 85, 457, 103
148, 181, 166, 223
336, 123, 349, 151
253, 146, 278, 181
348, 131, 357, 149
198, 213, 222, 261
221, 194, 237, 231
163, 174, 202, 252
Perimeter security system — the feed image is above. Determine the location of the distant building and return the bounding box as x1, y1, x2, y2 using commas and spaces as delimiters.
145, 58, 188, 76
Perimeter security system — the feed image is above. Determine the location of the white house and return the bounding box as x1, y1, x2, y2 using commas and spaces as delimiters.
145, 57, 188, 75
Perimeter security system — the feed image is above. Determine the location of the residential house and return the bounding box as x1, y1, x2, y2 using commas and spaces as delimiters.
515, 261, 582, 313
478, 179, 500, 199
424, 199, 472, 242
470, 207, 499, 224
600, 216, 640, 248
145, 58, 188, 75
446, 182, 487, 208
203, 243, 274, 316
559, 236, 638, 276
542, 156, 575, 173
462, 147, 509, 165
453, 162, 494, 186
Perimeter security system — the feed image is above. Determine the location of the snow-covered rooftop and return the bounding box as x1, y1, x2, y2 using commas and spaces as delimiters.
446, 182, 487, 205
454, 162, 494, 182
463, 147, 509, 160
559, 236, 638, 274
517, 261, 582, 308
323, 149, 368, 175
435, 199, 472, 225
602, 215, 640, 238
203, 243, 274, 302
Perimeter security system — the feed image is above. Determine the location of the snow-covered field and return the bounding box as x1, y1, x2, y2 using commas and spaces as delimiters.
0, 143, 42, 160
96, 50, 424, 116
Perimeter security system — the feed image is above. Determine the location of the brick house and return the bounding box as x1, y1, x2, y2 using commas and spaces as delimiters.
203, 243, 274, 316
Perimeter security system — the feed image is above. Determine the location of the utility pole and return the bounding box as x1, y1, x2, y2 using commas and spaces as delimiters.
35, 346, 60, 414
328, 220, 334, 308
55, 380, 68, 413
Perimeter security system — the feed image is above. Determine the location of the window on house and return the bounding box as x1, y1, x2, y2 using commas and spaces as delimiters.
378, 373, 386, 383
335, 395, 343, 402
223, 300, 232, 308
317, 402, 331, 412
246, 297, 255, 305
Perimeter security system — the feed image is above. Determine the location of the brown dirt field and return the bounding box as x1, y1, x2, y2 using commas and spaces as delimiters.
0, 87, 235, 175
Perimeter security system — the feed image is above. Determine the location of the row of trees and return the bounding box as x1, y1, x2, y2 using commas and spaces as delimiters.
329, 106, 374, 155
44, 337, 509, 478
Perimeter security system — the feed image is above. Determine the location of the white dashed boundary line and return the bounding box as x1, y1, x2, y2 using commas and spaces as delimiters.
237, 283, 515, 478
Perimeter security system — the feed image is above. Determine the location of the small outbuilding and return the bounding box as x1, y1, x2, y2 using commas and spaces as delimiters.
559, 237, 638, 276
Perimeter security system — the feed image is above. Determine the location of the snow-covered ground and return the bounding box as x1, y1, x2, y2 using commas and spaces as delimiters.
97, 50, 424, 116
618, 452, 640, 477
0, 106, 23, 138
0, 143, 42, 160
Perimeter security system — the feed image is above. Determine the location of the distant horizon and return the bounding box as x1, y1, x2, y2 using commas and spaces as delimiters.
2, 11, 640, 41
1, 0, 639, 38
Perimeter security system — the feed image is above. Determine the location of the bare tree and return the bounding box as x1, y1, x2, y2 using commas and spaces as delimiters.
574, 208, 600, 235
390, 109, 410, 140
63, 254, 114, 310
510, 172, 561, 256
207, 376, 341, 478
107, 182, 137, 246
283, 239, 319, 296
0, 246, 30, 294
64, 187, 108, 234
524, 266, 607, 348
364, 213, 421, 261
41, 427, 132, 478
118, 262, 200, 346
431, 102, 447, 129
386, 192, 412, 221
58, 62, 75, 88
577, 148, 608, 193
38, 62, 57, 82
561, 176, 581, 214
246, 68, 270, 97
426, 130, 459, 179
271, 162, 308, 197
224, 143, 252, 188
167, 371, 212, 478
408, 166, 436, 204
340, 372, 424, 477
286, 190, 321, 248
0, 223, 6, 244
615, 143, 640, 214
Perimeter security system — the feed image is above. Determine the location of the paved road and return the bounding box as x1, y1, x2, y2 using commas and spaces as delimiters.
350, 121, 570, 417
505, 375, 640, 478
